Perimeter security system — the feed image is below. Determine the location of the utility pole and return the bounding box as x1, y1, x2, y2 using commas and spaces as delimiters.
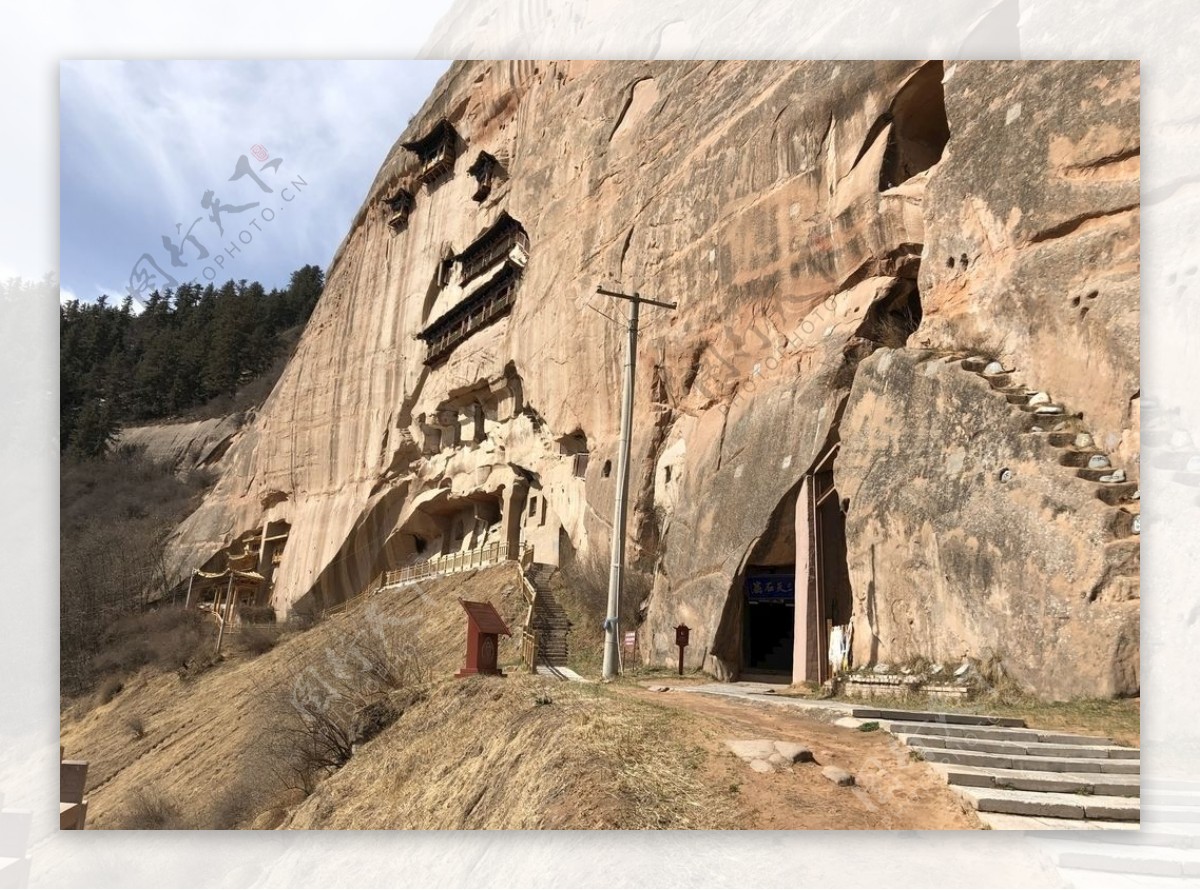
596, 285, 677, 681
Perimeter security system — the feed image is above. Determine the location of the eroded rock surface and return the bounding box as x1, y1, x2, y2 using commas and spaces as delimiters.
162, 61, 1139, 699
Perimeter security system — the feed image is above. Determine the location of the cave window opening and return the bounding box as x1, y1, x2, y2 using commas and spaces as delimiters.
861, 281, 924, 348
879, 61, 950, 191
602, 459, 612, 478
472, 402, 487, 443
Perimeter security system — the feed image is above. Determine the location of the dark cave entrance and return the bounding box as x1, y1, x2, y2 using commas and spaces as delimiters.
737, 441, 854, 683
879, 61, 950, 191
743, 565, 796, 675
739, 483, 800, 678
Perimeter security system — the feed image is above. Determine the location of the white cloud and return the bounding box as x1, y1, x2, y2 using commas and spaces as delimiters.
60, 60, 450, 295
59, 286, 78, 305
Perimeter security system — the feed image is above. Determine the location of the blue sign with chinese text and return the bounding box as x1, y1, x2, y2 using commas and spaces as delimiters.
745, 573, 796, 602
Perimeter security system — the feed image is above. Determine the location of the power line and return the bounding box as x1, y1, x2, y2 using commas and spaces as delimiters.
593, 284, 677, 681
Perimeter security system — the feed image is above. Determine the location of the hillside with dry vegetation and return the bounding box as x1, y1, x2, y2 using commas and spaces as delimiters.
60, 564, 978, 830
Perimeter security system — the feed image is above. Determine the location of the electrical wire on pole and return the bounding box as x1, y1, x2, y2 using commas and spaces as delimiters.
595, 285, 676, 681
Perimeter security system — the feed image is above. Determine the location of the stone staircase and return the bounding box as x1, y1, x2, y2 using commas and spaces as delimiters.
526, 562, 571, 668
853, 707, 1141, 829
955, 354, 1141, 597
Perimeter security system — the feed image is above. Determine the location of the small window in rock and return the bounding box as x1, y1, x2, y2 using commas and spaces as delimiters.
529, 496, 538, 518
436, 255, 454, 288
572, 453, 589, 478
602, 459, 613, 478
472, 403, 486, 443
664, 466, 673, 484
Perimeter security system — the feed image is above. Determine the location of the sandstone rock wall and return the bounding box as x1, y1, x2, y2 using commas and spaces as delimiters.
163, 60, 1138, 699
118, 414, 245, 474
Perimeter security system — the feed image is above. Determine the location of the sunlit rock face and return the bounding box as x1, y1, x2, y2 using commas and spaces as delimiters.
164, 60, 1138, 699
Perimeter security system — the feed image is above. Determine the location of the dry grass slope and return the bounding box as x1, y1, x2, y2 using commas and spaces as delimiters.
61, 564, 740, 829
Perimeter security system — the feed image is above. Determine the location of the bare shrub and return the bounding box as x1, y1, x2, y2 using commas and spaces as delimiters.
240, 624, 281, 656
91, 607, 215, 681
238, 605, 276, 625
206, 766, 288, 829
257, 618, 428, 794
61, 447, 213, 696
865, 312, 918, 348
973, 650, 1026, 705
96, 676, 123, 705
125, 714, 146, 740
121, 790, 186, 829
558, 549, 649, 638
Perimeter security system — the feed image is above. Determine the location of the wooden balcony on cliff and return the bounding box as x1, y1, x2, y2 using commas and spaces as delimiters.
467, 151, 499, 202
385, 188, 414, 232
418, 262, 523, 365
402, 119, 459, 186
457, 213, 529, 285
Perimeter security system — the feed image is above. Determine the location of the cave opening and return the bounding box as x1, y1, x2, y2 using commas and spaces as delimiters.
879, 61, 950, 191
859, 278, 924, 348
733, 438, 854, 683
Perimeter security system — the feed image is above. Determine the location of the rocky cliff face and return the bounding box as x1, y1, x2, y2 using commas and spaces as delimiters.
164, 60, 1139, 700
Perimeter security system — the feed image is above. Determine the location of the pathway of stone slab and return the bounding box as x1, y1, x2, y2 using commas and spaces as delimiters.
672, 683, 1154, 837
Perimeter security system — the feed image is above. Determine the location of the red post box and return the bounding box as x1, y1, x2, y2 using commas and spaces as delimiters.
455, 598, 512, 678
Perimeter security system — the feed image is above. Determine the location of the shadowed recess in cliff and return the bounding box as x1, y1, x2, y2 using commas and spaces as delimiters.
879, 61, 949, 191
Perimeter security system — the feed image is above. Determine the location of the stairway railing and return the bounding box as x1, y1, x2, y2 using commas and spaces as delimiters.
322, 542, 533, 620
382, 540, 528, 589
518, 563, 540, 672
521, 629, 539, 674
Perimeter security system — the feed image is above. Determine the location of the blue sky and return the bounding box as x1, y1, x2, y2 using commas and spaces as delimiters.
59, 60, 451, 306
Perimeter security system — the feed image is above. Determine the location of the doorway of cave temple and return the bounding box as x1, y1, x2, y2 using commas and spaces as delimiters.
796, 444, 854, 685
743, 564, 796, 674
741, 485, 801, 679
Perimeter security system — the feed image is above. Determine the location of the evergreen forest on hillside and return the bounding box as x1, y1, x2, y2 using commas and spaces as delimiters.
60, 264, 324, 456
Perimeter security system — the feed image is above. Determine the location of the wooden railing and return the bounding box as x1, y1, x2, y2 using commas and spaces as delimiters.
517, 561, 541, 672
381, 540, 529, 589
321, 572, 385, 619
319, 541, 533, 621
521, 629, 539, 674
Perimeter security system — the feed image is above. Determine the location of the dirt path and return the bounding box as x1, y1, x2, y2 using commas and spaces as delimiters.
617, 683, 983, 830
